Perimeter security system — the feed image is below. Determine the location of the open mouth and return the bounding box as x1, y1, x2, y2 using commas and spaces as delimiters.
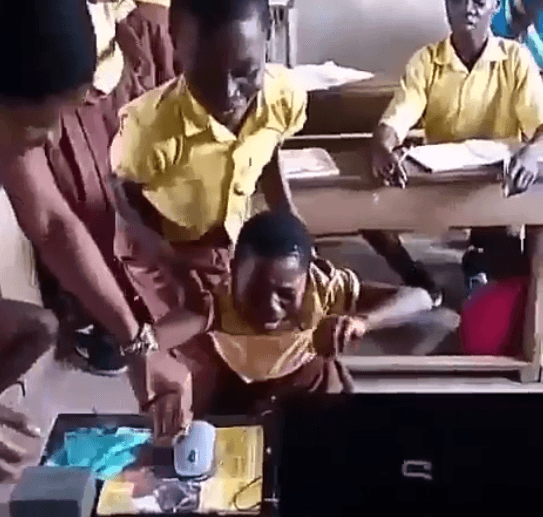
263, 321, 281, 331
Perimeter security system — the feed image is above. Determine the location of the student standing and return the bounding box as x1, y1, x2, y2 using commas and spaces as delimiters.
110, 0, 307, 326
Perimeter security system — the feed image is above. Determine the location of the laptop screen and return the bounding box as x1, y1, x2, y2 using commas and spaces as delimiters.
277, 393, 543, 517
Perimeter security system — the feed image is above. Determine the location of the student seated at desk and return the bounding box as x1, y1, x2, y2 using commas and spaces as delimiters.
109, 0, 307, 327
143, 211, 434, 439
371, 0, 543, 293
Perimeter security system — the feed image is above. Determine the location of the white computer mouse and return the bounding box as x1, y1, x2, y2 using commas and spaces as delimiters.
173, 421, 216, 480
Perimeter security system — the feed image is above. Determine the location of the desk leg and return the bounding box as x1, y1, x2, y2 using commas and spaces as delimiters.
521, 225, 543, 383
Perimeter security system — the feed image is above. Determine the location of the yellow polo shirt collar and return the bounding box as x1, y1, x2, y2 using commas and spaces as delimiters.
433, 34, 508, 71
210, 261, 361, 383
181, 80, 268, 143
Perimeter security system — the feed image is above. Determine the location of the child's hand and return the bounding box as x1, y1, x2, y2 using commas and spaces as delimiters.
503, 145, 539, 196
372, 144, 408, 188
312, 315, 367, 357
139, 351, 194, 446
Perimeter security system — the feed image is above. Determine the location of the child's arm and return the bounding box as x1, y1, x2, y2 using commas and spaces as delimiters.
260, 70, 308, 215
505, 124, 543, 195
109, 175, 224, 275
311, 262, 432, 357
109, 174, 178, 265
354, 283, 433, 331
1, 147, 140, 348
507, 44, 543, 194
373, 48, 431, 187
260, 149, 300, 216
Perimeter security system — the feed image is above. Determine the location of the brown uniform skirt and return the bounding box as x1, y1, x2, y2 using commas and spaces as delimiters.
36, 3, 175, 326
166, 333, 355, 418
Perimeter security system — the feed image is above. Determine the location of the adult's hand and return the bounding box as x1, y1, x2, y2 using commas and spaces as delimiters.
0, 404, 41, 482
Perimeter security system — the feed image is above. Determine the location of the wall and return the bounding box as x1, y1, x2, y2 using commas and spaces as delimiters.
296, 0, 450, 77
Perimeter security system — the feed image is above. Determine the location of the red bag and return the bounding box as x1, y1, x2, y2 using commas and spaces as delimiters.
460, 277, 529, 357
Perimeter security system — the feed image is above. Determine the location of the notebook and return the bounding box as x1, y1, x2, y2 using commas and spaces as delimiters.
278, 148, 340, 179
406, 139, 520, 173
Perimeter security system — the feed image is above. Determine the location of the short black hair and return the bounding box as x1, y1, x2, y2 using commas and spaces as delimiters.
171, 0, 272, 35
0, 0, 96, 104
235, 210, 313, 270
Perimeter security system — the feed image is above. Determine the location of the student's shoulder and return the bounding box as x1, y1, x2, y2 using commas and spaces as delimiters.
497, 36, 540, 71
404, 39, 446, 68
309, 258, 360, 311
112, 78, 186, 173
119, 77, 185, 132
263, 63, 306, 100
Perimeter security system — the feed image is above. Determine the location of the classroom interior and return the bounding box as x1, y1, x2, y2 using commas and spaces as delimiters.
4, 0, 543, 511
1, 0, 542, 394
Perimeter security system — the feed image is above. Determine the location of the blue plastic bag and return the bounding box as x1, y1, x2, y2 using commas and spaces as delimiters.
45, 427, 152, 481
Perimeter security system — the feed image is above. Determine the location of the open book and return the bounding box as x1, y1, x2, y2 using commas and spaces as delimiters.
278, 147, 340, 179
405, 139, 521, 173
290, 61, 374, 92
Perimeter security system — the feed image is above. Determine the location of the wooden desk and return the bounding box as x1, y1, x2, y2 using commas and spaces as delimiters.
278, 135, 543, 382
284, 135, 543, 234
302, 74, 400, 135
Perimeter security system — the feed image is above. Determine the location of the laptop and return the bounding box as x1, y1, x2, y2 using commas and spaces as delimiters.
277, 393, 543, 517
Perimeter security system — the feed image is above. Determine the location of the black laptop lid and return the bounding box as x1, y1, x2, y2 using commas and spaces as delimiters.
277, 393, 543, 517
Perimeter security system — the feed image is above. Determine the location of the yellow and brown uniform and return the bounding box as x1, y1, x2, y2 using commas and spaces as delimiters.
110, 64, 308, 321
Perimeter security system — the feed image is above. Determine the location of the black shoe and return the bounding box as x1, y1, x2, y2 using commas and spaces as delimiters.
74, 325, 128, 376
403, 261, 443, 308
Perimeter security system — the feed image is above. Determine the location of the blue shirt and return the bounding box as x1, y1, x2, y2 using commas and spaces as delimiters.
492, 0, 543, 68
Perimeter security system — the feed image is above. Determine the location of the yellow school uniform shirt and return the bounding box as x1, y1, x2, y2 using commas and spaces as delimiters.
110, 64, 307, 243
380, 35, 543, 144
209, 259, 361, 383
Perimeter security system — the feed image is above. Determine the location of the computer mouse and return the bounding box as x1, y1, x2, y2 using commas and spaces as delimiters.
173, 421, 216, 480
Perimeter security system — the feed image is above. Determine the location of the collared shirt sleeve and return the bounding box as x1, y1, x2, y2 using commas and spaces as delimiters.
513, 44, 543, 137
379, 48, 431, 143
312, 258, 362, 316
280, 69, 309, 139
110, 106, 168, 185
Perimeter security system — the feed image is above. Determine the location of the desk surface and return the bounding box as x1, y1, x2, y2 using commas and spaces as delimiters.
285, 137, 543, 233
302, 74, 400, 135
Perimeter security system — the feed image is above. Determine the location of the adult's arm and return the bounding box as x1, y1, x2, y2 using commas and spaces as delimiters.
0, 146, 140, 346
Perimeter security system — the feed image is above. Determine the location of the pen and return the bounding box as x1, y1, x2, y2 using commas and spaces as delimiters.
396, 147, 410, 188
